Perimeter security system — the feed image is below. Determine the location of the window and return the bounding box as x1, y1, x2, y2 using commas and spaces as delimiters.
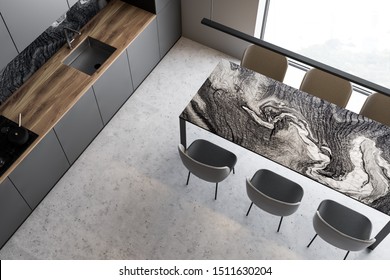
262, 0, 390, 89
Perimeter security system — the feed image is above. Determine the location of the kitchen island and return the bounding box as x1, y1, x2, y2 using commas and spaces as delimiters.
180, 59, 390, 249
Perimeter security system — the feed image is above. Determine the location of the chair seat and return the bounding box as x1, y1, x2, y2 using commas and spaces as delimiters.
186, 139, 237, 170
178, 139, 237, 200
250, 169, 303, 203
359, 92, 390, 127
307, 199, 376, 259
241, 44, 288, 82
316, 199, 372, 241
299, 68, 352, 108
245, 169, 304, 232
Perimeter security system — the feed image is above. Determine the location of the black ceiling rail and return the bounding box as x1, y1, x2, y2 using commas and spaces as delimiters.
201, 18, 390, 97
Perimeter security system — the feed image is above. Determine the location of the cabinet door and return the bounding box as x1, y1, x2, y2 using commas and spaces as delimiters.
0, 0, 68, 51
9, 130, 70, 209
157, 0, 181, 57
54, 87, 103, 164
0, 178, 31, 249
93, 51, 134, 125
127, 18, 160, 89
0, 13, 18, 69
155, 0, 171, 13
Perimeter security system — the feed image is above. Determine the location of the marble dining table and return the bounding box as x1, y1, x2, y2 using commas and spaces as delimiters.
179, 59, 390, 249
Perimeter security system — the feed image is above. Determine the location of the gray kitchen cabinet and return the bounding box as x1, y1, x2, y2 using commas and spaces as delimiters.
126, 18, 160, 89
0, 0, 68, 51
156, 0, 181, 57
0, 13, 18, 70
93, 51, 134, 125
155, 0, 171, 13
54, 87, 103, 164
0, 178, 31, 248
9, 130, 70, 209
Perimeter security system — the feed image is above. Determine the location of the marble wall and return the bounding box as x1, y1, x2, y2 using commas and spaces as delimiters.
0, 0, 109, 106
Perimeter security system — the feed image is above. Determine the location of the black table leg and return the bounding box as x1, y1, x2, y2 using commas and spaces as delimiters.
368, 220, 390, 250
180, 118, 187, 148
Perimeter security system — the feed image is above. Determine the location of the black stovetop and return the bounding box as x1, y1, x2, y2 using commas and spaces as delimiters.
0, 115, 38, 176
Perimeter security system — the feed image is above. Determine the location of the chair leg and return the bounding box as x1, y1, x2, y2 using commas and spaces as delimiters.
277, 216, 284, 232
307, 234, 318, 248
214, 182, 218, 200
233, 167, 235, 174
246, 202, 253, 216
343, 251, 350, 260
186, 172, 191, 185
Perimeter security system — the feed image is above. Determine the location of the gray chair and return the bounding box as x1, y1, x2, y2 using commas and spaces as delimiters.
299, 68, 352, 108
178, 139, 237, 200
245, 169, 304, 232
307, 199, 376, 260
359, 92, 390, 126
241, 44, 288, 82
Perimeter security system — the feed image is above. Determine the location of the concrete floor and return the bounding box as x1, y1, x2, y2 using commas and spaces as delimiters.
0, 37, 389, 260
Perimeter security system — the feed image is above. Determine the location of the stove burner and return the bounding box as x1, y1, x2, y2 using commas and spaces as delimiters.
0, 115, 38, 176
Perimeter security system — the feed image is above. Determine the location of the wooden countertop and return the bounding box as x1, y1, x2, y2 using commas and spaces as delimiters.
0, 0, 155, 182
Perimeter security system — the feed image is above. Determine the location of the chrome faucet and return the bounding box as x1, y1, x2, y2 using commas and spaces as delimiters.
63, 27, 81, 49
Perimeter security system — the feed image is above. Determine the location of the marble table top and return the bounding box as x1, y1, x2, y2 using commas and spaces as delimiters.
180, 60, 390, 215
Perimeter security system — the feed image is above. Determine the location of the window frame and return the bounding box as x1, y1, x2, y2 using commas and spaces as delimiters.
259, 0, 375, 96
